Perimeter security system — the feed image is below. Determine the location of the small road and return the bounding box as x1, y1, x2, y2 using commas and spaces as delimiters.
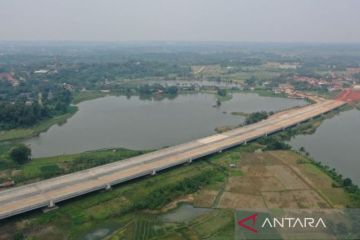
0, 99, 345, 220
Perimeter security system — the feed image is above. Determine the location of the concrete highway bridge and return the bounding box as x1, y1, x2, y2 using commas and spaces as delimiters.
0, 99, 345, 220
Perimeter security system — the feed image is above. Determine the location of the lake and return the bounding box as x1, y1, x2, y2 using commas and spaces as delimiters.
24, 93, 307, 158
289, 109, 360, 185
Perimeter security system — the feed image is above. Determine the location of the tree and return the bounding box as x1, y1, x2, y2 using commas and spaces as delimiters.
10, 144, 31, 164
13, 232, 25, 240
343, 178, 352, 187
217, 89, 227, 97
245, 111, 268, 125
41, 165, 62, 179
164, 86, 178, 95
265, 139, 291, 150
216, 99, 221, 107
245, 76, 257, 87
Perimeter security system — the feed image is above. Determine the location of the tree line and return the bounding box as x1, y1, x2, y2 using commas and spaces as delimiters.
0, 87, 72, 130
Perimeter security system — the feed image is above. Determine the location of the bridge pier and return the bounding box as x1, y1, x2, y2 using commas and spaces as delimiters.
49, 200, 55, 208
105, 184, 111, 190
244, 141, 247, 145
188, 158, 192, 163
218, 149, 222, 153
43, 200, 58, 213
151, 170, 156, 176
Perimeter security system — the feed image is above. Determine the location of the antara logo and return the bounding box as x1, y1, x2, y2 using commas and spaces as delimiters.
238, 213, 259, 233
238, 213, 327, 233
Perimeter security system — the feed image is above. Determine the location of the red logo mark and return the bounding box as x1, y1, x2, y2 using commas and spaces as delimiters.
238, 213, 258, 233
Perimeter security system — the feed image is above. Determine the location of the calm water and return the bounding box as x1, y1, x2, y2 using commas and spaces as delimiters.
161, 203, 212, 223
289, 109, 360, 185
83, 228, 111, 240
24, 93, 307, 157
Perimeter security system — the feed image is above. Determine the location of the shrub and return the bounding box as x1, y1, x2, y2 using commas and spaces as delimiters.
40, 165, 63, 179
10, 144, 31, 164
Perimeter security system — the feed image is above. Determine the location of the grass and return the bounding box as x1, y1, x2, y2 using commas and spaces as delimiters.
229, 88, 289, 99
64, 162, 220, 238
216, 93, 233, 102
0, 106, 77, 142
0, 145, 146, 184
72, 90, 108, 104
228, 169, 244, 177
116, 214, 163, 240
0, 143, 19, 173
0, 142, 358, 239
0, 151, 227, 239
190, 210, 233, 239
299, 162, 350, 206
230, 112, 249, 117
270, 151, 350, 207
107, 209, 234, 240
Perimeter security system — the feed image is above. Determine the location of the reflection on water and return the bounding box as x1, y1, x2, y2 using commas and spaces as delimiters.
83, 228, 111, 240
289, 109, 360, 185
24, 93, 306, 157
161, 203, 212, 223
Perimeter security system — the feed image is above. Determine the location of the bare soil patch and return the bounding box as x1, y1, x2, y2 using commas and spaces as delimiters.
193, 190, 218, 208
261, 191, 299, 208
292, 190, 330, 208
266, 165, 309, 190
218, 192, 266, 209
218, 150, 340, 210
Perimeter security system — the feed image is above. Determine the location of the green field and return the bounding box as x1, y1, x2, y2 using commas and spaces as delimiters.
72, 90, 108, 104
0, 157, 227, 239
0, 139, 358, 240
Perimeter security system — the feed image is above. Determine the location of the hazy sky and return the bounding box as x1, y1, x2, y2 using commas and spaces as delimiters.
1, 0, 360, 43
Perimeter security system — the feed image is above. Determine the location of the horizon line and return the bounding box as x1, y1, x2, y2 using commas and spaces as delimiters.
1, 40, 360, 46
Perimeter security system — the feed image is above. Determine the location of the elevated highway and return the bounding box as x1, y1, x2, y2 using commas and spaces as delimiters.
0, 99, 345, 220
